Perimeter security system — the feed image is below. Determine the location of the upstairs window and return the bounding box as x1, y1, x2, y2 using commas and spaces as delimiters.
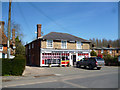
61, 41, 67, 49
47, 40, 53, 48
77, 41, 81, 49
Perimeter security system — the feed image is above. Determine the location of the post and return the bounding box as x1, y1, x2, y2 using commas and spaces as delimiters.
7, 0, 12, 58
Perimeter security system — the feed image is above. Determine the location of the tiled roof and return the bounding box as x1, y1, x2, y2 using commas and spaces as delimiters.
42, 32, 90, 42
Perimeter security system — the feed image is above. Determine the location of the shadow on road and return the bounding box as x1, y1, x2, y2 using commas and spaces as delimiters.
73, 66, 100, 70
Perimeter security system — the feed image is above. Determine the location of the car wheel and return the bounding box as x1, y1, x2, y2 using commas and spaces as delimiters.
97, 67, 101, 70
83, 66, 86, 69
89, 64, 93, 70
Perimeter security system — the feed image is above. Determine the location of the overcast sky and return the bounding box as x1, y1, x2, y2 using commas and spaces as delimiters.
2, 2, 118, 43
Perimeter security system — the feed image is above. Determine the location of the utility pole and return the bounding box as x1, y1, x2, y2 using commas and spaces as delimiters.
7, 0, 12, 58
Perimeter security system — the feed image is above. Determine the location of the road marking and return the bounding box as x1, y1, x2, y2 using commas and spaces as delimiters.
63, 80, 87, 88
62, 71, 118, 81
3, 80, 58, 88
3, 71, 118, 88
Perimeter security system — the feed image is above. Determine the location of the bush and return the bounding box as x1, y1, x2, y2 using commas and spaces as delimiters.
103, 54, 119, 66
2, 58, 12, 76
2, 55, 26, 76
90, 50, 97, 56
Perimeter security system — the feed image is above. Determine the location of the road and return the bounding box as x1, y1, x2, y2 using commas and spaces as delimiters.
2, 66, 119, 88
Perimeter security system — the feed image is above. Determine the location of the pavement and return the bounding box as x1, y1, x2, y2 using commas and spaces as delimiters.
2, 66, 119, 88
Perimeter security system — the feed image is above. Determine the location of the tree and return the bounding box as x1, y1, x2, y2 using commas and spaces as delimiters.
89, 38, 120, 48
15, 36, 25, 56
90, 50, 97, 56
4, 21, 23, 40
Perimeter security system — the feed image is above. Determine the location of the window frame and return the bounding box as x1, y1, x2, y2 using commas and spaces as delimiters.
61, 40, 67, 49
109, 50, 112, 54
101, 49, 103, 53
76, 41, 82, 49
47, 40, 53, 48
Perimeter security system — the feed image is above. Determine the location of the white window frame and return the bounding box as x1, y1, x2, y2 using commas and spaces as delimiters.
101, 49, 103, 53
61, 41, 67, 49
47, 40, 53, 48
109, 50, 112, 54
76, 41, 81, 49
32, 43, 34, 48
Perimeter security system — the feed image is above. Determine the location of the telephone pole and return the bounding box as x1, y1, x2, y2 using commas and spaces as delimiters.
7, 0, 12, 58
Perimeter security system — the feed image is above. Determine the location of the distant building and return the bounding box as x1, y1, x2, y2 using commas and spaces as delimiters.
25, 24, 91, 67
91, 44, 120, 57
0, 21, 16, 58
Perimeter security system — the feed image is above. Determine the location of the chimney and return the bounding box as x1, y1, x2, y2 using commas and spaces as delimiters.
0, 21, 5, 33
37, 24, 42, 39
0, 21, 5, 45
12, 29, 15, 43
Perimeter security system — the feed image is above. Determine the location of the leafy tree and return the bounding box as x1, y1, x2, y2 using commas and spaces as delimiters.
15, 36, 25, 56
90, 50, 97, 56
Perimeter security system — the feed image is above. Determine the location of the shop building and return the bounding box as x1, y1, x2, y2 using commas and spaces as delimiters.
25, 24, 91, 67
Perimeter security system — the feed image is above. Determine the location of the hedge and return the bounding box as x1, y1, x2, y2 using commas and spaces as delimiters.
103, 56, 120, 66
2, 55, 26, 76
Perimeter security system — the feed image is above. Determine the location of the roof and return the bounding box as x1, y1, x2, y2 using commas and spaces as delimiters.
42, 32, 90, 42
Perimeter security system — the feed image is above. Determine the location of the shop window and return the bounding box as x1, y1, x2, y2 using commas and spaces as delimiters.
61, 41, 67, 49
47, 40, 53, 48
42, 53, 61, 64
62, 56, 69, 61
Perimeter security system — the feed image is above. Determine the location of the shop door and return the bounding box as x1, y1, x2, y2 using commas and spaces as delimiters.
73, 55, 76, 65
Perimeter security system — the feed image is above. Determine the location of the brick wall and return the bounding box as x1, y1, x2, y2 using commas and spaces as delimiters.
82, 43, 90, 49
26, 39, 41, 66
95, 49, 120, 56
53, 40, 61, 49
41, 40, 90, 49
41, 40, 46, 48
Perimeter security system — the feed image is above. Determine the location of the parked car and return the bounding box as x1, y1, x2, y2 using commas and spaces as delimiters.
76, 57, 105, 70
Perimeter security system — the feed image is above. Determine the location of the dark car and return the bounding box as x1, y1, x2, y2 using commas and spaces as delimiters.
76, 57, 105, 70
